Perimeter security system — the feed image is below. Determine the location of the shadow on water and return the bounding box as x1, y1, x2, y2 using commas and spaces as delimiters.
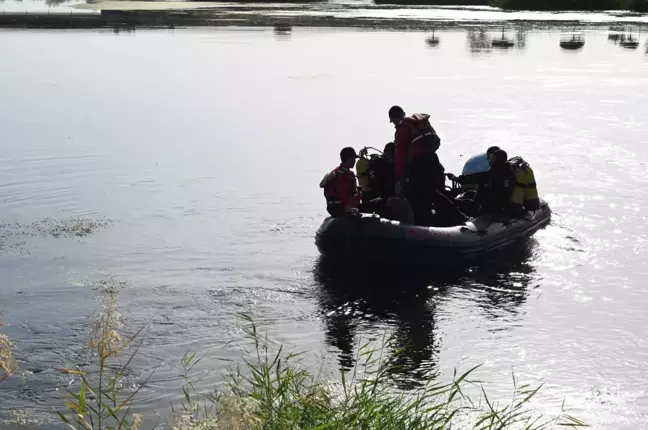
312, 238, 539, 389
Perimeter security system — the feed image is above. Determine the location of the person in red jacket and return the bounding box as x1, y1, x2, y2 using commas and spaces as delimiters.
389, 105, 459, 225
319, 147, 362, 217
390, 107, 441, 184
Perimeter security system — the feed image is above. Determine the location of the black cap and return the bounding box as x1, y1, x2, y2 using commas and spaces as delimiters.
340, 147, 359, 162
491, 149, 508, 165
486, 146, 501, 157
388, 105, 405, 123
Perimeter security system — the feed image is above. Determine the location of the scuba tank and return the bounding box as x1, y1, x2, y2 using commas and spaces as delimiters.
356, 152, 371, 193
356, 147, 389, 201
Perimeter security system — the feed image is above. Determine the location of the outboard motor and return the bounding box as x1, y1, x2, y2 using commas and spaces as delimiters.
460, 151, 489, 191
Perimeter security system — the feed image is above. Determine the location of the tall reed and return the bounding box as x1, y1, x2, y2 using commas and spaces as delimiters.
59, 311, 587, 430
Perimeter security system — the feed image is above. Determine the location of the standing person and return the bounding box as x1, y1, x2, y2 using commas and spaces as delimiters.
389, 106, 463, 225
319, 147, 361, 217
380, 142, 396, 200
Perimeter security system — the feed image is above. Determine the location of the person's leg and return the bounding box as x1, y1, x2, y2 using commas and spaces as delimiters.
406, 157, 433, 226
407, 189, 428, 226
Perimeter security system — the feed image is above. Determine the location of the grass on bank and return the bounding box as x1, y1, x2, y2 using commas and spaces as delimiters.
0, 312, 17, 382
51, 306, 587, 430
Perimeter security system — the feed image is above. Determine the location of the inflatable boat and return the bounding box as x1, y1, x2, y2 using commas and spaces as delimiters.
315, 199, 551, 266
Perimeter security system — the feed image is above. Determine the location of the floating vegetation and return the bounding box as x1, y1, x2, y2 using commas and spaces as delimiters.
68, 272, 127, 295
4, 410, 57, 428
0, 223, 28, 255
0, 216, 112, 256
29, 216, 113, 239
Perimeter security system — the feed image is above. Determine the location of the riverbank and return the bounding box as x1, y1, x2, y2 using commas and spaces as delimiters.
373, 0, 648, 11
1, 5, 648, 29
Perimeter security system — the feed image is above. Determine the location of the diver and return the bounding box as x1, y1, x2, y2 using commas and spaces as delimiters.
449, 146, 500, 216
449, 149, 538, 217
319, 147, 361, 217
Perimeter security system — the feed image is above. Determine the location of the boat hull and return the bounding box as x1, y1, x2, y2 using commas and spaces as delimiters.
315, 200, 551, 266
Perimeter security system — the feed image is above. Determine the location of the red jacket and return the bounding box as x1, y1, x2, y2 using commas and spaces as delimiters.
319, 166, 360, 209
394, 113, 439, 179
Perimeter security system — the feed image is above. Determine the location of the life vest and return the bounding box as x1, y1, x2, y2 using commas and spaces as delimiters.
508, 157, 539, 211
319, 166, 360, 216
394, 114, 443, 188
401, 113, 441, 159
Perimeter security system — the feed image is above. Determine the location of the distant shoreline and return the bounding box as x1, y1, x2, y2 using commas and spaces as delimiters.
374, 0, 647, 12
0, 5, 647, 30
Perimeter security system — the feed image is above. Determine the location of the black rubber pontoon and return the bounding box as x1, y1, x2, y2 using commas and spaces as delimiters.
315, 199, 551, 266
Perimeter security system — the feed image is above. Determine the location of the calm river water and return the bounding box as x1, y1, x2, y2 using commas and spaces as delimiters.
1, 24, 648, 429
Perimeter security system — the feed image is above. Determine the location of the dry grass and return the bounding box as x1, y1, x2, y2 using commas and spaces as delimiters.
57, 278, 145, 430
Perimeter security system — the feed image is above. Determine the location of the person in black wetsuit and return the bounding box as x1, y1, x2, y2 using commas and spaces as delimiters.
449, 149, 526, 218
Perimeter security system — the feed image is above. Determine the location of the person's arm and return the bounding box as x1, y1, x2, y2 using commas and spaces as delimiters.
457, 171, 490, 185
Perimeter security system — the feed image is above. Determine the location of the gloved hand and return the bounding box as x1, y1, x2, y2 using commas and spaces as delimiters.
343, 207, 360, 218
446, 173, 458, 181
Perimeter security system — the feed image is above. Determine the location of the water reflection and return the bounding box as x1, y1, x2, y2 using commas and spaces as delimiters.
112, 23, 136, 34
274, 23, 292, 40
560, 32, 585, 50
312, 240, 538, 388
425, 29, 440, 47
514, 28, 527, 49
608, 26, 641, 49
620, 36, 639, 49
468, 28, 493, 54
491, 27, 515, 49
467, 27, 526, 53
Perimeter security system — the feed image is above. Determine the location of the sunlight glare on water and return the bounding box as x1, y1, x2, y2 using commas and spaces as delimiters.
0, 26, 647, 429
